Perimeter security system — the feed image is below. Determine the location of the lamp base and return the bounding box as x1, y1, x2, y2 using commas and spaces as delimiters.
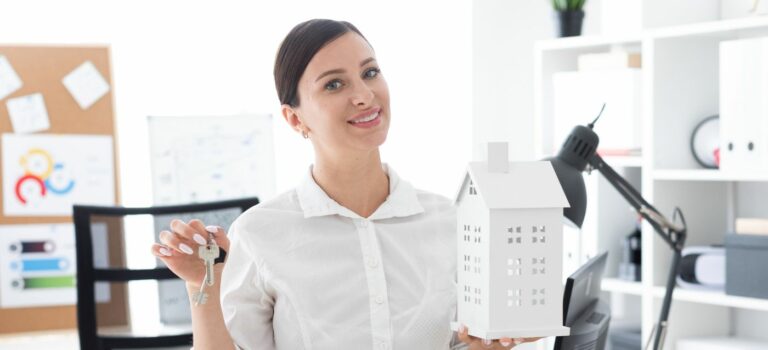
450, 322, 570, 339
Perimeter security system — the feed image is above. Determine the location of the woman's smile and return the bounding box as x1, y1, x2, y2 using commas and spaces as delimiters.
347, 106, 382, 128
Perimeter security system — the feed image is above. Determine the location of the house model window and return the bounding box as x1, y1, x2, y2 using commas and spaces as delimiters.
450, 142, 571, 339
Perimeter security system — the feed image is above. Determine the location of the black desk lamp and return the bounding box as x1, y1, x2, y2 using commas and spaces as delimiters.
545, 105, 687, 350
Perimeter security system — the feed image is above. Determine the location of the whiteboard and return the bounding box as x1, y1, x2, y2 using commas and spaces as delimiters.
147, 114, 276, 205
147, 114, 274, 324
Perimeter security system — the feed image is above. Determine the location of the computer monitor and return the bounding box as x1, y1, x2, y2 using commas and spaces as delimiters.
554, 252, 611, 350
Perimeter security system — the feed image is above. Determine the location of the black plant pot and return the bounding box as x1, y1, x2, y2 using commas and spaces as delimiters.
556, 10, 585, 37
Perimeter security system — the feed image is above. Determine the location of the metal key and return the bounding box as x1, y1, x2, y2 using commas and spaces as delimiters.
192, 234, 220, 306
199, 235, 219, 286
192, 281, 208, 306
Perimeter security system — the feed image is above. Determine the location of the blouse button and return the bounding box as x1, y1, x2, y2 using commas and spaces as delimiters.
361, 219, 370, 227
374, 295, 385, 304
367, 257, 379, 268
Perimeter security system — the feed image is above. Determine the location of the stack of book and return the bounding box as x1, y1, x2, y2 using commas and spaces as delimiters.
726, 217, 768, 299
735, 218, 768, 235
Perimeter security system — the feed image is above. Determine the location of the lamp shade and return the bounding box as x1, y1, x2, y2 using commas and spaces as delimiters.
545, 124, 601, 228
545, 156, 587, 228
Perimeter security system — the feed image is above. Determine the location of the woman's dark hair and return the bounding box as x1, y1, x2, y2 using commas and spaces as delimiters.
274, 19, 370, 107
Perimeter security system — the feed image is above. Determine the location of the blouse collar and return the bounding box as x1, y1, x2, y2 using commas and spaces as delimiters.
296, 163, 425, 220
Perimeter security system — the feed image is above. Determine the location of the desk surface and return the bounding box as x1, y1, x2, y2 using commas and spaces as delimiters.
0, 328, 192, 350
0, 329, 78, 350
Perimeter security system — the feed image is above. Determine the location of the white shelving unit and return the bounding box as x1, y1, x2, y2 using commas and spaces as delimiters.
535, 13, 768, 350
651, 287, 768, 313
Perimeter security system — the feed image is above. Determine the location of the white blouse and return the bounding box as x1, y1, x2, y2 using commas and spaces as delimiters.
220, 164, 466, 350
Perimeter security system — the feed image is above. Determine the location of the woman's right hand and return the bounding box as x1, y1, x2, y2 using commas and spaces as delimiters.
151, 219, 229, 288
457, 324, 542, 349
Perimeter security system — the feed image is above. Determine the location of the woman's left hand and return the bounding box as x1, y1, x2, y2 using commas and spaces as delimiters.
457, 324, 542, 349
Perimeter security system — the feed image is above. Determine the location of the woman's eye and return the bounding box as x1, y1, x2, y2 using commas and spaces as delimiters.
364, 68, 381, 79
325, 80, 343, 91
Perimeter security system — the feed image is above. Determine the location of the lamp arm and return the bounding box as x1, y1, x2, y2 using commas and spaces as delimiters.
587, 153, 687, 350
587, 154, 686, 251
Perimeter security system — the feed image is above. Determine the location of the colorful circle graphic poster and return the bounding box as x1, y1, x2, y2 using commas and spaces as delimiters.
2, 134, 115, 216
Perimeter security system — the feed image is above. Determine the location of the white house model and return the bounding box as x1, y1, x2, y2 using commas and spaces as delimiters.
451, 142, 571, 339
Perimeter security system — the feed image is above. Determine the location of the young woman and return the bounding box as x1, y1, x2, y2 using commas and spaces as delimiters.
152, 19, 539, 350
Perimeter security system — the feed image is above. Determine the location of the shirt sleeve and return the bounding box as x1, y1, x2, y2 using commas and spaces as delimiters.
220, 220, 276, 350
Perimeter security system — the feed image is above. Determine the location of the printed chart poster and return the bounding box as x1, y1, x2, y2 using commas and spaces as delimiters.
1, 134, 115, 216
0, 223, 110, 308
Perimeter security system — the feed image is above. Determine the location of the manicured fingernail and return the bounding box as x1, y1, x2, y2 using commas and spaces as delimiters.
482, 338, 492, 346
193, 234, 207, 245
457, 324, 466, 333
179, 243, 194, 255
514, 338, 524, 345
205, 225, 219, 234
159, 247, 172, 256
500, 340, 511, 347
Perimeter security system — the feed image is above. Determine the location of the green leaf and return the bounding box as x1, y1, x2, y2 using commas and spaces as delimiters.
555, 0, 586, 10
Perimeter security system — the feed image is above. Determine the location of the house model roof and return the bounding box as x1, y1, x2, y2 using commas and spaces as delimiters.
454, 160, 570, 209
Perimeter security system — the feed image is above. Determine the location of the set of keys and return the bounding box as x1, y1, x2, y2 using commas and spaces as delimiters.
192, 233, 220, 306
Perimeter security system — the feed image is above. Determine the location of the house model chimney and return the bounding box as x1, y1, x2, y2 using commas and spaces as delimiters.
488, 142, 509, 173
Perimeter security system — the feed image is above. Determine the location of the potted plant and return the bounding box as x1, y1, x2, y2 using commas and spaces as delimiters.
553, 0, 587, 37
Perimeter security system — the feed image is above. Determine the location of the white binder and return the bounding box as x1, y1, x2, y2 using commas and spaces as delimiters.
719, 37, 768, 173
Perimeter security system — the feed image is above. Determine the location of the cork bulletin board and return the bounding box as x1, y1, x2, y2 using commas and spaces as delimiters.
0, 46, 125, 333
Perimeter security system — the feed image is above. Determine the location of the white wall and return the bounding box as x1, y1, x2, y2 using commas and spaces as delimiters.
0, 0, 472, 330
472, 0, 601, 162
3, 0, 616, 210
0, 0, 472, 206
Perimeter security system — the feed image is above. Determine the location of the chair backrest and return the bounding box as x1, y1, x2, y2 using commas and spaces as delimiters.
73, 197, 259, 350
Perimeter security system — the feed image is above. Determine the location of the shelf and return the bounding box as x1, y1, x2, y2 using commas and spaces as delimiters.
653, 169, 768, 182
602, 278, 643, 296
536, 16, 768, 53
651, 16, 768, 40
653, 287, 768, 312
535, 35, 641, 51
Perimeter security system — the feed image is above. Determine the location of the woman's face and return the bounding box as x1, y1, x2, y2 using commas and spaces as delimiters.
283, 32, 390, 156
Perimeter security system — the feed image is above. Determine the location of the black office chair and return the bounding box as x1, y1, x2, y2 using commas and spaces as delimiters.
73, 197, 259, 350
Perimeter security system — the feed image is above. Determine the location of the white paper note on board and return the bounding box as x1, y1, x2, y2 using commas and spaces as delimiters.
0, 55, 23, 101
1, 134, 115, 216
6, 93, 51, 134
62, 61, 110, 109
